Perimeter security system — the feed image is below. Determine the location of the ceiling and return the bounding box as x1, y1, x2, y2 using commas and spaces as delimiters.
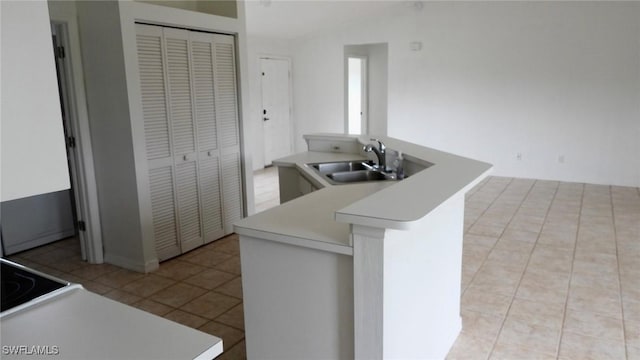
244, 0, 407, 40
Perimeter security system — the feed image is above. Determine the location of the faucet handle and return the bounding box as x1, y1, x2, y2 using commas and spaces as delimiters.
370, 138, 386, 152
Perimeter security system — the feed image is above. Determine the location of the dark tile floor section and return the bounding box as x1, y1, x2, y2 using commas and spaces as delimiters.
6, 234, 247, 359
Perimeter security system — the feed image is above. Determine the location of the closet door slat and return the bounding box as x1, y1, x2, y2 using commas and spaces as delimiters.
149, 166, 180, 260
165, 32, 196, 157
136, 25, 171, 161
214, 39, 240, 149
221, 151, 243, 234
199, 154, 224, 242
191, 40, 218, 152
176, 161, 203, 251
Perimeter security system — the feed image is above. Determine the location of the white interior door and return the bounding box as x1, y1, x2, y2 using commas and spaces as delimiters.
261, 57, 292, 166
346, 56, 368, 135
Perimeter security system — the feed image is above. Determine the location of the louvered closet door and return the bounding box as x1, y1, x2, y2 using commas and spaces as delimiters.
190, 32, 224, 243
164, 28, 203, 253
213, 34, 244, 234
135, 24, 180, 261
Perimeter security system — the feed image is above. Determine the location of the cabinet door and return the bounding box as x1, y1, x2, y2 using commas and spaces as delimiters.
213, 35, 244, 234
136, 25, 243, 260
148, 166, 180, 260
190, 32, 224, 243
221, 152, 243, 233
164, 28, 197, 161
164, 27, 203, 252
198, 155, 224, 243
175, 161, 203, 253
136, 24, 180, 260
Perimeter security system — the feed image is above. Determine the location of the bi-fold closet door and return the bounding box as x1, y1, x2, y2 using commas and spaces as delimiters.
136, 24, 243, 261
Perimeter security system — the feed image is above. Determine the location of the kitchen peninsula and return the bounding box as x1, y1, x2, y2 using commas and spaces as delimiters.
235, 134, 492, 359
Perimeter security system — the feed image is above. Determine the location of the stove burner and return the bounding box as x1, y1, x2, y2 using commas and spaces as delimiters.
1, 261, 68, 312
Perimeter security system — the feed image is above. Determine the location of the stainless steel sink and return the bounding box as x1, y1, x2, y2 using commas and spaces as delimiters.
309, 160, 374, 174
327, 170, 395, 183
306, 160, 398, 184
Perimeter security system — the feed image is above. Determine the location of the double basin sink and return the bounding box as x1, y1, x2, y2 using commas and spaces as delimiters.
307, 160, 398, 184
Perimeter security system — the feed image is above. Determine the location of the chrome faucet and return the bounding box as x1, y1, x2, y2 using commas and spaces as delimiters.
363, 138, 387, 172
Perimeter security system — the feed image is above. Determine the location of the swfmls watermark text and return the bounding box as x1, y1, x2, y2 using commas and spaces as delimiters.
2, 345, 60, 356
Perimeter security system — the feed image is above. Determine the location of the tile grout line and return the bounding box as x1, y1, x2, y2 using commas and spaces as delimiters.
95, 244, 245, 334
555, 182, 586, 359
456, 177, 516, 360
7, 234, 248, 356
461, 177, 515, 299
464, 176, 490, 200
463, 177, 500, 219
610, 185, 629, 360
461, 177, 507, 239
485, 179, 560, 359
149, 257, 244, 329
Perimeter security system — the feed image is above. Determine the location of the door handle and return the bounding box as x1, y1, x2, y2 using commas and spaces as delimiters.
263, 117, 270, 121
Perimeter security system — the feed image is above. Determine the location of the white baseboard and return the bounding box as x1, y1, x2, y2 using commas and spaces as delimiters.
104, 252, 159, 273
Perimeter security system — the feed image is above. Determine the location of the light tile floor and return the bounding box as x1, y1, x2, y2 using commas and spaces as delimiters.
5, 176, 639, 360
454, 177, 639, 360
253, 166, 279, 213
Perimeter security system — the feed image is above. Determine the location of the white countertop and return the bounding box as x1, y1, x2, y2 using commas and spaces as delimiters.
234, 182, 391, 255
335, 136, 492, 229
234, 134, 492, 252
0, 287, 222, 360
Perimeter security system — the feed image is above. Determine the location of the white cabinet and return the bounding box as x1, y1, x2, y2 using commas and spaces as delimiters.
298, 173, 316, 196
136, 24, 242, 261
277, 166, 318, 203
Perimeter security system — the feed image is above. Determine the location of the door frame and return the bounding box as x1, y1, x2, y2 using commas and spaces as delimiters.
258, 55, 294, 167
344, 55, 368, 135
49, 17, 103, 264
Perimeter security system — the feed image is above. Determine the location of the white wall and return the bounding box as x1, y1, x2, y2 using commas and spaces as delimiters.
77, 1, 148, 271
1, 0, 71, 201
247, 36, 293, 170
367, 44, 388, 137
287, 2, 640, 187
290, 35, 346, 151
136, 0, 237, 18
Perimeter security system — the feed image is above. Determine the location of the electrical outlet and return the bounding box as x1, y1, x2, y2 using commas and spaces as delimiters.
516, 153, 522, 161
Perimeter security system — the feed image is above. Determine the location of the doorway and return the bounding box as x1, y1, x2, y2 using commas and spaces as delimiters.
51, 23, 84, 259
344, 43, 387, 136
346, 56, 368, 135
0, 23, 88, 259
50, 22, 103, 263
260, 57, 293, 166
